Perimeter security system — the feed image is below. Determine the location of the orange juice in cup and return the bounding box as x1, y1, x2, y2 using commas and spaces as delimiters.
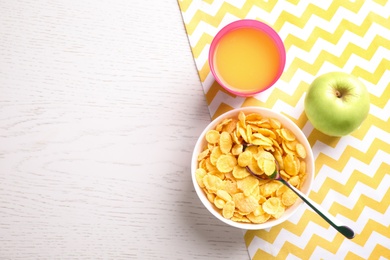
209, 20, 286, 96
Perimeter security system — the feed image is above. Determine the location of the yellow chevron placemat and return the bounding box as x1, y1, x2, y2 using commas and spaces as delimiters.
178, 0, 390, 259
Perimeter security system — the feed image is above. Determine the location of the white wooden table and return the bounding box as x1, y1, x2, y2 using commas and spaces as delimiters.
0, 1, 249, 259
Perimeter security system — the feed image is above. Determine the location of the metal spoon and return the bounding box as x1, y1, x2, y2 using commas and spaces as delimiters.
246, 162, 355, 239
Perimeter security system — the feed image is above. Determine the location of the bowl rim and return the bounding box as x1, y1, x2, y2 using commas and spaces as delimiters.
208, 19, 286, 97
191, 106, 314, 230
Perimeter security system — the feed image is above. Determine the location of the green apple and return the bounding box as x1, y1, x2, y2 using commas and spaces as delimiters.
304, 72, 370, 137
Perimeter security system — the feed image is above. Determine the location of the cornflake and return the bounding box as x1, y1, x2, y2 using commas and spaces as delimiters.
195, 111, 308, 224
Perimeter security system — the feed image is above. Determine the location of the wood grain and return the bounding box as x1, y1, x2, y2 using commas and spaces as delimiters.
0, 0, 249, 259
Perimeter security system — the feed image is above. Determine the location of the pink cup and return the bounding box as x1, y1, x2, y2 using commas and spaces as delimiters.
209, 19, 286, 97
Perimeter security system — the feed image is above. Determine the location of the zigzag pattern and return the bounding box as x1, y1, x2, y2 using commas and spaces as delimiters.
178, 0, 390, 259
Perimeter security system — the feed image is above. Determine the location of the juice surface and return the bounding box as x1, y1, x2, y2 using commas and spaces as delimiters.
213, 27, 281, 94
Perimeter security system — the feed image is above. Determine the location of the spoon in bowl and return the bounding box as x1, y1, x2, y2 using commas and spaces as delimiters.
246, 161, 355, 239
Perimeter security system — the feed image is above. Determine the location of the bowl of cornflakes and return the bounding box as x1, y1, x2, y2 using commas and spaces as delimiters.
191, 106, 314, 230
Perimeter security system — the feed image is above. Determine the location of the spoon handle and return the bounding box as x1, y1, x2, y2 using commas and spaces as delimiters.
280, 179, 355, 239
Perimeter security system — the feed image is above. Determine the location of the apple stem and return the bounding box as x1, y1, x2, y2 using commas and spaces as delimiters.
335, 90, 342, 98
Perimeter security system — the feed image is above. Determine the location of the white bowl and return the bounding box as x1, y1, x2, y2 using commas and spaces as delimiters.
191, 106, 314, 230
